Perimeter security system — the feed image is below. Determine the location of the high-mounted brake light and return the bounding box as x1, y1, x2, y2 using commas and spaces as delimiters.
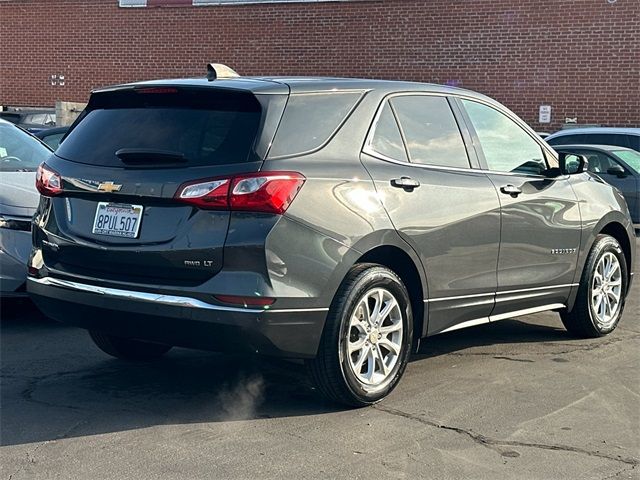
36, 163, 63, 196
175, 172, 305, 215
135, 87, 178, 94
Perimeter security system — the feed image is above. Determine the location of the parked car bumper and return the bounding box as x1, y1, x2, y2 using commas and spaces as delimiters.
27, 276, 328, 358
0, 228, 32, 296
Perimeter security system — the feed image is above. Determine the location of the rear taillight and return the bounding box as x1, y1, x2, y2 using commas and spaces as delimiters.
36, 163, 63, 196
175, 172, 305, 215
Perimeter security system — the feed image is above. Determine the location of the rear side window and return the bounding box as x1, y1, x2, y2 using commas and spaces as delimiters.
548, 133, 640, 151
584, 134, 636, 149
368, 102, 408, 162
390, 95, 470, 168
268, 92, 363, 158
546, 134, 582, 146
56, 88, 262, 167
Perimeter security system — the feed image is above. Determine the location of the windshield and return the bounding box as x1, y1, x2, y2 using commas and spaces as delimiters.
613, 150, 640, 174
0, 123, 52, 172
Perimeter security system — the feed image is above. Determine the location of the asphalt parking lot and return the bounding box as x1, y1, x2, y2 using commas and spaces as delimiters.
1, 243, 638, 479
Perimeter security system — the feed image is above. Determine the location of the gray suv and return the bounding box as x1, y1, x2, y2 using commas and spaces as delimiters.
28, 70, 636, 406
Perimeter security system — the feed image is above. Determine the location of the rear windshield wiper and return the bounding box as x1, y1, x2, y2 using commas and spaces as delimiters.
115, 148, 188, 165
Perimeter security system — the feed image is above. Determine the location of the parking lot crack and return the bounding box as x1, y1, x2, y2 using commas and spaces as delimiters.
601, 464, 637, 479
16, 365, 120, 412
5, 417, 91, 480
373, 405, 639, 467
21, 377, 84, 411
492, 356, 535, 363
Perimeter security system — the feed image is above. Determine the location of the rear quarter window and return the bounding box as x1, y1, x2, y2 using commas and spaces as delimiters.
268, 91, 364, 158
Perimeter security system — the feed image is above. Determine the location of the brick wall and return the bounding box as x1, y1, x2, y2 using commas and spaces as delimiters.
1, 0, 638, 131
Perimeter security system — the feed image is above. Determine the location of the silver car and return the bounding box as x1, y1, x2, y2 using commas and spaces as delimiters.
546, 127, 640, 152
0, 119, 52, 296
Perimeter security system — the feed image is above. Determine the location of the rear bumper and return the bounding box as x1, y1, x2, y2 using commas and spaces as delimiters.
27, 276, 328, 358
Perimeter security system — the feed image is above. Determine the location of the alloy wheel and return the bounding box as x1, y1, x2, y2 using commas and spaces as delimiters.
591, 252, 622, 329
345, 288, 403, 387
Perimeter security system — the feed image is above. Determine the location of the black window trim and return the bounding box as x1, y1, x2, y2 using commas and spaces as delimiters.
362, 91, 482, 173
387, 100, 412, 162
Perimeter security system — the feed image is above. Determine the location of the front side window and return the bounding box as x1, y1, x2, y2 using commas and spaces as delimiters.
571, 150, 617, 174
390, 96, 470, 168
613, 149, 640, 174
368, 102, 407, 162
462, 100, 547, 175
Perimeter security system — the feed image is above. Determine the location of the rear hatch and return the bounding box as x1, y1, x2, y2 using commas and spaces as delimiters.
39, 84, 287, 286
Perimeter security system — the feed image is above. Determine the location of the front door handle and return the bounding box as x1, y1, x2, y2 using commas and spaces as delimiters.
391, 177, 420, 191
500, 184, 522, 197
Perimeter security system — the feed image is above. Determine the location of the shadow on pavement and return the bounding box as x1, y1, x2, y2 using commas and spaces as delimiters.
0, 296, 50, 323
1, 311, 572, 447
414, 318, 569, 360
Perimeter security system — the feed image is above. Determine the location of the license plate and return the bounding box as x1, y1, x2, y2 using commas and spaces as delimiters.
92, 202, 143, 239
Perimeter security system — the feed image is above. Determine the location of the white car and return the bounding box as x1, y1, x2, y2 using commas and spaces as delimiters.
0, 119, 52, 296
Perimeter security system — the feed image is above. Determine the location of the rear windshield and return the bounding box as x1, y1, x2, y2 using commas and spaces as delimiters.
56, 88, 262, 167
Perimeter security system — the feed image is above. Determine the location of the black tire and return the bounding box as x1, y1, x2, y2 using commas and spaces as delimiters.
307, 263, 413, 407
561, 234, 628, 338
89, 330, 172, 361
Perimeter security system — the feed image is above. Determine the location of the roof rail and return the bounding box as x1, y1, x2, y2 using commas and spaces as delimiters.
206, 63, 240, 81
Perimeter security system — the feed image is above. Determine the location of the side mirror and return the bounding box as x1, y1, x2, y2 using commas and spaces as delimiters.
558, 152, 588, 175
606, 165, 627, 178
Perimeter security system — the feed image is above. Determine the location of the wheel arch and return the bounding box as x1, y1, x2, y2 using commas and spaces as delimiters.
568, 214, 635, 311
356, 244, 426, 350
599, 221, 633, 288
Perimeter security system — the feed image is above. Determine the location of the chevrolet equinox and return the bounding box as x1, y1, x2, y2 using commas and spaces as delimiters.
28, 65, 636, 406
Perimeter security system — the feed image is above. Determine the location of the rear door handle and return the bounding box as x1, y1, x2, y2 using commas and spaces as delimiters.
391, 177, 420, 191
500, 184, 522, 197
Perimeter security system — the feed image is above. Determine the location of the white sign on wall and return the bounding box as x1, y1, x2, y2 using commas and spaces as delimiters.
539, 105, 552, 124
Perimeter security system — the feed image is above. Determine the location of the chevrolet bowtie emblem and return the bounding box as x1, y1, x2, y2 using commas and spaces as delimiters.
97, 182, 122, 193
